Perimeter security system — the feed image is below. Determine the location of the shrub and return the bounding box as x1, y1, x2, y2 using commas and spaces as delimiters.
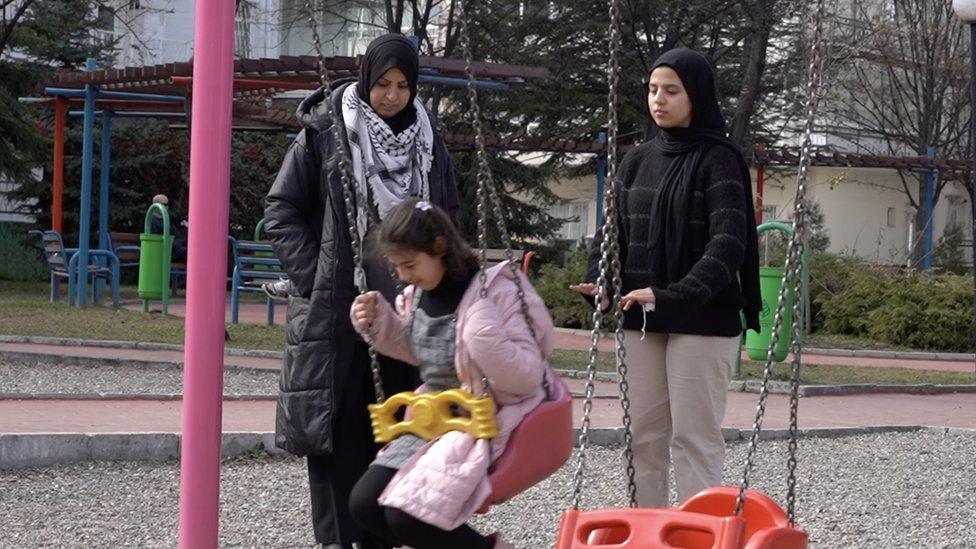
865, 275, 974, 351
534, 245, 594, 329
0, 223, 46, 281
933, 225, 968, 275
807, 252, 874, 331
818, 267, 974, 351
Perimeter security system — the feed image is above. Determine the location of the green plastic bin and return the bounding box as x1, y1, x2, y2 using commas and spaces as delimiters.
137, 203, 173, 314
745, 266, 795, 362
138, 233, 173, 300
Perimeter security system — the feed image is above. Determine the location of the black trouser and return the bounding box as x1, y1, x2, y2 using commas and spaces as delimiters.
349, 465, 494, 549
307, 342, 419, 548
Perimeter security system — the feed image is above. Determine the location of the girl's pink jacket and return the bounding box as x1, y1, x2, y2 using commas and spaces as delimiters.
352, 261, 555, 530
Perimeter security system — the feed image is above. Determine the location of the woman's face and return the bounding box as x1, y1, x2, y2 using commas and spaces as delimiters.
647, 67, 693, 128
369, 67, 412, 118
387, 249, 446, 291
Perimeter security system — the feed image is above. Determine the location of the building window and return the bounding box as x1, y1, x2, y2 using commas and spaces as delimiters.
886, 207, 896, 228
549, 202, 589, 241
762, 204, 778, 222
96, 5, 115, 31
945, 195, 964, 231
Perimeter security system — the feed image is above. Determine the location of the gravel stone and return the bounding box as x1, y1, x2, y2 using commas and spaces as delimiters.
0, 360, 278, 396
1, 431, 974, 548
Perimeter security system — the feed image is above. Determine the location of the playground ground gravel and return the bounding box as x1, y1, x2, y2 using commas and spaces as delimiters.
1, 430, 973, 548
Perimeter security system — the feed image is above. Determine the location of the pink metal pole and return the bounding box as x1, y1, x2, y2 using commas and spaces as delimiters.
177, 0, 235, 547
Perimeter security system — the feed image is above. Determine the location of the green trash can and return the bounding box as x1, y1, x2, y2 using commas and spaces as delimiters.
745, 266, 794, 362
138, 233, 173, 300
138, 204, 173, 314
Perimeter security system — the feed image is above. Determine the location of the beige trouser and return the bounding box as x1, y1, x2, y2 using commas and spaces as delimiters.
623, 331, 739, 507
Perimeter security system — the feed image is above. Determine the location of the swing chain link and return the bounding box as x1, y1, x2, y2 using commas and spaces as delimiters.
455, 0, 539, 342
305, 0, 385, 403
605, 0, 637, 508
787, 1, 827, 523
735, 0, 825, 520
572, 0, 636, 510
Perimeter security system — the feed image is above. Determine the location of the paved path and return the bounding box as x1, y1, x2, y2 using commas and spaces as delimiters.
2, 326, 974, 439
122, 298, 285, 326
3, 387, 973, 434
0, 341, 280, 370
4, 336, 974, 374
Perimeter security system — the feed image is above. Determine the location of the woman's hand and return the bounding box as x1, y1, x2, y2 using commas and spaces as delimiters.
570, 282, 609, 311
621, 288, 655, 311
569, 282, 599, 296
351, 291, 380, 332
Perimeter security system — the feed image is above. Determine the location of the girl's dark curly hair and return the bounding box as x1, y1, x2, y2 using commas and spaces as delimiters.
372, 198, 478, 280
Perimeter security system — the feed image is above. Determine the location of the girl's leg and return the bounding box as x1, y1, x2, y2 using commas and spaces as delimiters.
383, 507, 493, 549
665, 334, 738, 503
622, 331, 672, 507
349, 466, 402, 547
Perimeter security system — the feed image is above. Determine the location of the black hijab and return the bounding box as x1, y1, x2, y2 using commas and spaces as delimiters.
358, 34, 420, 134
647, 48, 762, 331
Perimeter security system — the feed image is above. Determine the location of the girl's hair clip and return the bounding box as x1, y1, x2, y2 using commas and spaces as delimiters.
415, 201, 433, 211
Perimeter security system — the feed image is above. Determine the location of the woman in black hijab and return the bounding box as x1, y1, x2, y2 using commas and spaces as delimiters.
265, 34, 458, 549
573, 48, 761, 507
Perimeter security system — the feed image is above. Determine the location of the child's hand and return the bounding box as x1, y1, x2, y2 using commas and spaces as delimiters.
351, 291, 380, 332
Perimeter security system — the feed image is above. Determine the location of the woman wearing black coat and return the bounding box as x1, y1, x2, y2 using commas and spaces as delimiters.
573, 48, 762, 508
264, 34, 459, 549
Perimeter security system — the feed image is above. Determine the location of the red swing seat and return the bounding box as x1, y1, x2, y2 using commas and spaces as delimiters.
477, 373, 574, 513
556, 486, 807, 548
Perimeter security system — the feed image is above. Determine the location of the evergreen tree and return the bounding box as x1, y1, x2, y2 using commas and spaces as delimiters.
0, 0, 114, 190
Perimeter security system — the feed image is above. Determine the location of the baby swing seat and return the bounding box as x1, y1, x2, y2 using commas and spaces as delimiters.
556, 486, 807, 549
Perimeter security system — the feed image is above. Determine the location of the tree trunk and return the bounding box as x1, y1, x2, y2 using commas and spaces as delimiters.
729, 0, 775, 148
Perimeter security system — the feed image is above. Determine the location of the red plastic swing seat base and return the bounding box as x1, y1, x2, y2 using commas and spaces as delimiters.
555, 486, 808, 549
476, 373, 574, 513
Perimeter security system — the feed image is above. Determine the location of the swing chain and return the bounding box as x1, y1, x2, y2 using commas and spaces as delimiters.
605, 0, 637, 508
455, 0, 539, 342
305, 0, 385, 403
787, 3, 827, 524
735, 0, 825, 519
571, 0, 636, 510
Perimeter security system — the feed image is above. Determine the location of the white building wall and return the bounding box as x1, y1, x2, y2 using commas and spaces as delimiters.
759, 166, 972, 266
102, 0, 280, 67
544, 166, 973, 268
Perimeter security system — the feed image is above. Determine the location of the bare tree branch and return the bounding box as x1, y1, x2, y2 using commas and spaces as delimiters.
0, 0, 37, 58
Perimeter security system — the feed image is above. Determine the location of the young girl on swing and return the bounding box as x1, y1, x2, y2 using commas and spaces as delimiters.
348, 198, 555, 549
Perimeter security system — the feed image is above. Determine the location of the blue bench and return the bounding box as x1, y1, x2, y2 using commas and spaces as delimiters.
30, 230, 120, 306
229, 237, 288, 325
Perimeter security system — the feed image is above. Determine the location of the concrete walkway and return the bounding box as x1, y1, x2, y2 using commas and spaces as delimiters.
0, 341, 280, 371
3, 385, 974, 435
2, 337, 974, 467
2, 299, 974, 465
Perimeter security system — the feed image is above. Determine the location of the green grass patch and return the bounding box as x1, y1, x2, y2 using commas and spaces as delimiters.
548, 348, 975, 386
548, 348, 617, 372
3, 282, 973, 385
735, 361, 975, 385
0, 281, 285, 350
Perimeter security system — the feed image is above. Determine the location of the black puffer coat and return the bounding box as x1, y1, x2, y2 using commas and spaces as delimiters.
265, 82, 459, 455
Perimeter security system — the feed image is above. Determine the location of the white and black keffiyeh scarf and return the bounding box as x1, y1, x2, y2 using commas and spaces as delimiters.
341, 83, 434, 243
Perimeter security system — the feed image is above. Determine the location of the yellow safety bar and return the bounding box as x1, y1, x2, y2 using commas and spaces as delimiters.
369, 389, 498, 443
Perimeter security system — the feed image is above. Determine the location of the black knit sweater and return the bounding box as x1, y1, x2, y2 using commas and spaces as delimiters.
587, 141, 750, 337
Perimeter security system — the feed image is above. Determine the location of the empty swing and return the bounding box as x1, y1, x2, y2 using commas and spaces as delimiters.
303, 0, 574, 512
555, 0, 827, 547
